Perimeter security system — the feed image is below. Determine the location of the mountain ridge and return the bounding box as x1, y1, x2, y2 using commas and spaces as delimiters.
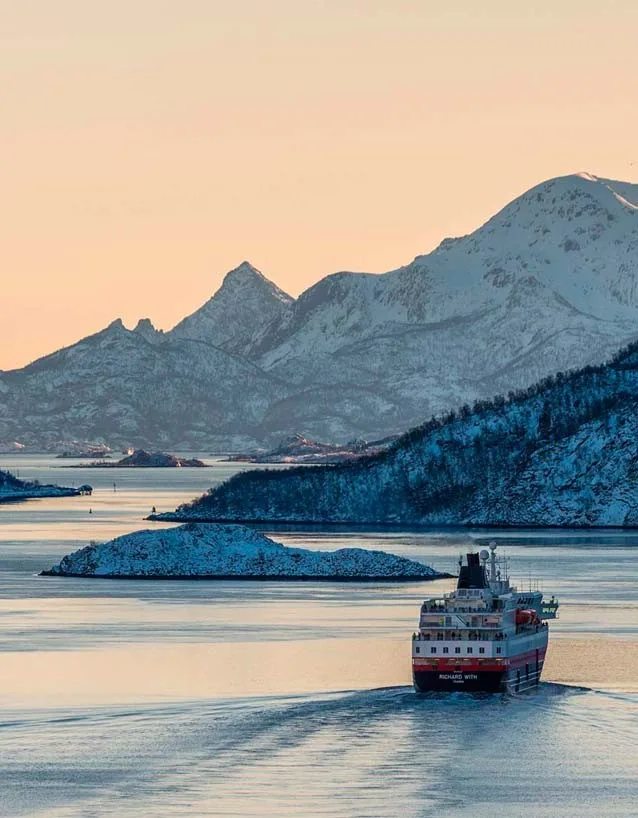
3, 172, 638, 450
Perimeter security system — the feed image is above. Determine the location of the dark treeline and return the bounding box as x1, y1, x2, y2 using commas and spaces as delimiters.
173, 339, 638, 524
0, 469, 29, 489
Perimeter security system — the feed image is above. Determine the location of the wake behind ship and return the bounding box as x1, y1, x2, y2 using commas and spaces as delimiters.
412, 544, 559, 694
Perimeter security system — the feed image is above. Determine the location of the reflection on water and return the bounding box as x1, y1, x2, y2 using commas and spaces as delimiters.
2, 686, 637, 818
3, 635, 638, 712
1, 457, 638, 816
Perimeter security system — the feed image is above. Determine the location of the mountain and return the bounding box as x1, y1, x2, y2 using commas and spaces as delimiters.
0, 316, 288, 450
3, 173, 638, 450
248, 173, 638, 438
157, 340, 638, 528
171, 262, 294, 355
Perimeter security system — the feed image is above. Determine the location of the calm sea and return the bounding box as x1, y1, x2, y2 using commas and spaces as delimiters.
1, 455, 636, 817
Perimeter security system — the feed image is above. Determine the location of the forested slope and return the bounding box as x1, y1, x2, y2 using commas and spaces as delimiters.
159, 342, 638, 527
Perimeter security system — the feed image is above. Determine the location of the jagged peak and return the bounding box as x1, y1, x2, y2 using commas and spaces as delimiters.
132, 317, 163, 344
105, 318, 125, 331
168, 261, 294, 342
133, 317, 156, 333
218, 261, 293, 303
225, 260, 261, 277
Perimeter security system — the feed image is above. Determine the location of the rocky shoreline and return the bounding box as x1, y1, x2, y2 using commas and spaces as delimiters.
0, 469, 90, 503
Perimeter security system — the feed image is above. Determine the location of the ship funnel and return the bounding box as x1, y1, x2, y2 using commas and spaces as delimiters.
457, 552, 488, 589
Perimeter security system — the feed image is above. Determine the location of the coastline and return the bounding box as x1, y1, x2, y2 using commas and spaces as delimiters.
0, 488, 82, 504
146, 512, 638, 532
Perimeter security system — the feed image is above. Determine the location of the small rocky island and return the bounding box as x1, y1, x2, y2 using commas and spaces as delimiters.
41, 522, 445, 581
0, 469, 91, 503
227, 433, 397, 465
57, 448, 111, 459
72, 449, 207, 468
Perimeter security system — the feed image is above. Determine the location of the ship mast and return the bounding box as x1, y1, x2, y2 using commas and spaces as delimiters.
489, 541, 497, 584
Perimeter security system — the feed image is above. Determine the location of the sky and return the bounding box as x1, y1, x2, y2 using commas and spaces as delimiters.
2, 0, 637, 370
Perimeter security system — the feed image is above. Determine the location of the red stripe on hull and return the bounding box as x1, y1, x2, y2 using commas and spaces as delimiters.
413, 661, 505, 673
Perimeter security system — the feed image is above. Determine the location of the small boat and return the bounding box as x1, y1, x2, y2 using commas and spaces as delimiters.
412, 543, 558, 693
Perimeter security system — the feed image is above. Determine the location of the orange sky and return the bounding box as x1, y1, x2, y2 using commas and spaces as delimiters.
2, 1, 637, 370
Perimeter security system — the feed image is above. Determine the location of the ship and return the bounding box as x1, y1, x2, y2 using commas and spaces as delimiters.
412, 543, 559, 693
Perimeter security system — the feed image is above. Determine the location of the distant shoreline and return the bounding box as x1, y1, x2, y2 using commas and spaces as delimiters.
63, 463, 209, 469
146, 513, 638, 531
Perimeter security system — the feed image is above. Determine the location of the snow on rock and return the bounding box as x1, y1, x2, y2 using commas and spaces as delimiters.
0, 469, 86, 502
158, 340, 638, 529
5, 173, 638, 450
42, 523, 442, 580
170, 261, 294, 355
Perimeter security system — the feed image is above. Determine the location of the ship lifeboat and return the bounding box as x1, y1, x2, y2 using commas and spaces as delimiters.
515, 609, 539, 625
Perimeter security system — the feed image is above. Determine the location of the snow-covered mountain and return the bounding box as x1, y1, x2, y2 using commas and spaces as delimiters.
171, 261, 294, 355
0, 313, 288, 450
158, 340, 638, 528
3, 173, 638, 449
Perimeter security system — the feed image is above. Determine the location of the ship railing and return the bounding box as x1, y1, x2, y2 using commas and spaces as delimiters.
413, 632, 507, 642
541, 604, 559, 620
418, 620, 503, 630
422, 606, 488, 613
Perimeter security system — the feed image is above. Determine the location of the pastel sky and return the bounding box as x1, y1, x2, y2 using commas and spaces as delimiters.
2, 1, 637, 369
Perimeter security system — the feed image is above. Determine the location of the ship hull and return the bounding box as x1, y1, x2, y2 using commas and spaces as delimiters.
413, 669, 506, 693
413, 656, 545, 694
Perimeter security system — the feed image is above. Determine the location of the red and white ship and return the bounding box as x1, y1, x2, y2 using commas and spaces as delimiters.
412, 543, 559, 693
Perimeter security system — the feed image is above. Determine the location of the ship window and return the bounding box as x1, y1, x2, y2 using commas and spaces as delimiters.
467, 647, 473, 654
415, 647, 420, 654
443, 647, 449, 654
455, 647, 461, 654
479, 647, 485, 654
445, 616, 452, 626
430, 647, 436, 654
496, 647, 502, 655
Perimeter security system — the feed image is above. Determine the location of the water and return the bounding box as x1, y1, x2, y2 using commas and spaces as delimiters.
1, 456, 637, 816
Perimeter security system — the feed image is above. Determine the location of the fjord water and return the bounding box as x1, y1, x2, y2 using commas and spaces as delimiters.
1, 457, 637, 817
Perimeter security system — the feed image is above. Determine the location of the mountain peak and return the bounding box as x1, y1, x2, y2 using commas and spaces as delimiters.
106, 318, 125, 331
219, 262, 293, 303
133, 317, 155, 332
169, 262, 293, 351
227, 260, 261, 276
221, 261, 266, 288
133, 318, 162, 343
521, 172, 638, 213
